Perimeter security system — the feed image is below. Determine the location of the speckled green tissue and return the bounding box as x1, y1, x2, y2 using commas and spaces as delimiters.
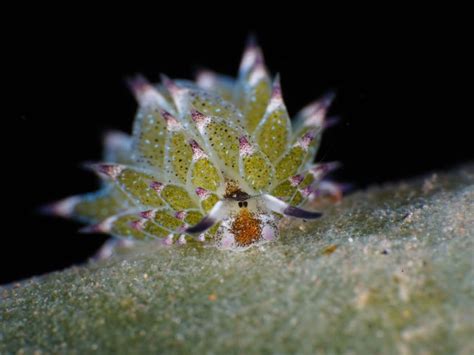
2, 165, 473, 354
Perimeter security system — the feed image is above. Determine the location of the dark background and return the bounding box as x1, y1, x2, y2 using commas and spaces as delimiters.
4, 15, 471, 284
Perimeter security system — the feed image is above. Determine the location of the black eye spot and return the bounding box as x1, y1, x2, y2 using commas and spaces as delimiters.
238, 202, 243, 208
244, 201, 248, 207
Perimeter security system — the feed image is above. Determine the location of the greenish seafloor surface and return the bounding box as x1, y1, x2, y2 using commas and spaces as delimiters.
1, 165, 473, 354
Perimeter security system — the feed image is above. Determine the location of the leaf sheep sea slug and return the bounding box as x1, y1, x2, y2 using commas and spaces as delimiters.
45, 38, 342, 251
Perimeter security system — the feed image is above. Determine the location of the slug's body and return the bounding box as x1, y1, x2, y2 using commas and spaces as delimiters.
46, 39, 341, 250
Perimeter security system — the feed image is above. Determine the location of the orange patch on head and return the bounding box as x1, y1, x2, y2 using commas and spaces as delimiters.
231, 208, 262, 246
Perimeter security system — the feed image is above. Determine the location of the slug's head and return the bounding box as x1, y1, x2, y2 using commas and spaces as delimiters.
186, 188, 322, 250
